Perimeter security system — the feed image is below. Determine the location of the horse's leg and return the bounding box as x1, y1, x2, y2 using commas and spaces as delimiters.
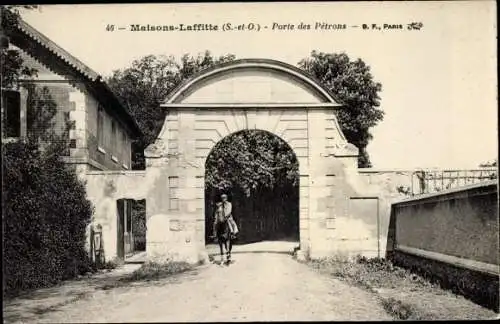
224, 240, 227, 261
227, 238, 232, 263
223, 237, 231, 264
218, 240, 224, 264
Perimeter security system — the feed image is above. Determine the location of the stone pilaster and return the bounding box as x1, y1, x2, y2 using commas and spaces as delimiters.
145, 110, 207, 264
307, 109, 331, 259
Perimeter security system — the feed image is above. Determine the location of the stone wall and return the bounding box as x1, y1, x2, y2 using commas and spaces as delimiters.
390, 180, 498, 266
388, 180, 499, 310
330, 169, 414, 258
337, 168, 496, 257
84, 170, 148, 261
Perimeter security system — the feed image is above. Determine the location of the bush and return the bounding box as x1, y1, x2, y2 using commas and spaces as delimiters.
2, 140, 93, 296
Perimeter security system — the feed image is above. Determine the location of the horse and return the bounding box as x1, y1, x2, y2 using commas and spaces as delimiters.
213, 217, 233, 265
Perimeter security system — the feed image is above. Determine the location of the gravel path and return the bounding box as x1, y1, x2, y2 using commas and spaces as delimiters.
4, 252, 392, 323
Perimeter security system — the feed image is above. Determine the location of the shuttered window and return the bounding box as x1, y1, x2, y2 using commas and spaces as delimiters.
97, 106, 105, 148
120, 129, 126, 162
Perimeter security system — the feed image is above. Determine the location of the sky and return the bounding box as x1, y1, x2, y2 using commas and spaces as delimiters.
20, 2, 498, 169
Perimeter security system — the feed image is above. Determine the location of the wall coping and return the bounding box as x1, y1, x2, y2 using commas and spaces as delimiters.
358, 167, 497, 174
392, 180, 498, 206
86, 170, 146, 176
396, 244, 499, 275
161, 103, 342, 109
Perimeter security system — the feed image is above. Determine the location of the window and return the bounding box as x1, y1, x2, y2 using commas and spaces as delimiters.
111, 121, 119, 163
2, 90, 21, 138
120, 129, 126, 161
97, 106, 105, 149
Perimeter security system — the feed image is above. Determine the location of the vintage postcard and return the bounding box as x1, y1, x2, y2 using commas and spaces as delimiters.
1, 1, 498, 322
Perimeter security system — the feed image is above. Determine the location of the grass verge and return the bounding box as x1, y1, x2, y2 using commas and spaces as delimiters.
120, 261, 194, 283
97, 261, 196, 291
309, 256, 497, 320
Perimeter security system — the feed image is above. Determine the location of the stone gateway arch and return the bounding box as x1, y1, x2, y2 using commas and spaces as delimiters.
140, 58, 378, 263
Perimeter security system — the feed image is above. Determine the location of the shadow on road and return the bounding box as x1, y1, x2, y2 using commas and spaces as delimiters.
206, 240, 299, 257
2, 264, 202, 324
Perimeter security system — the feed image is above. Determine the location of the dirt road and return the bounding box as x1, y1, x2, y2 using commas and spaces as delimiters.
4, 251, 393, 323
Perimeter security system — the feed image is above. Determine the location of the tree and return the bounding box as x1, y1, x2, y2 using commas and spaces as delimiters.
204, 130, 299, 242
298, 51, 384, 167
0, 48, 37, 88
479, 159, 497, 167
106, 51, 235, 169
1, 6, 38, 88
205, 130, 299, 197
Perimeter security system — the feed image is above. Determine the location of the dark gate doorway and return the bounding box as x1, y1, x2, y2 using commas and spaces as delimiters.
116, 199, 126, 260
204, 129, 299, 245
117, 199, 146, 261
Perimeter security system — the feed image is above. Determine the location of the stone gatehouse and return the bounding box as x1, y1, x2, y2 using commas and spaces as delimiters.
85, 58, 399, 264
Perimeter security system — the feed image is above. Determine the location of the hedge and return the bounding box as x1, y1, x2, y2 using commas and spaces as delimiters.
2, 140, 94, 297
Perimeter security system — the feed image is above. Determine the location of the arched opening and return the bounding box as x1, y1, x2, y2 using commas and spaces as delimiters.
204, 129, 300, 247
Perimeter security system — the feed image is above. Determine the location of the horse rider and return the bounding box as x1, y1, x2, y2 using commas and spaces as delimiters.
212, 194, 239, 240
221, 194, 239, 238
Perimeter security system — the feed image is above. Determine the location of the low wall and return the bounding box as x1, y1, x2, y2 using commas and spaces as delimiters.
83, 165, 207, 265
387, 180, 499, 311
342, 169, 416, 258
349, 168, 497, 259
83, 170, 148, 261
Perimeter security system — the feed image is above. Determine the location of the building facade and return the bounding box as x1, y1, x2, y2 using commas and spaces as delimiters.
2, 18, 141, 174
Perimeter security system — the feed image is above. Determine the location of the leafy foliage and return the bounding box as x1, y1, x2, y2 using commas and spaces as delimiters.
0, 49, 38, 88
2, 6, 93, 296
205, 130, 298, 197
2, 83, 88, 295
106, 51, 236, 169
1, 7, 39, 87
298, 51, 384, 167
131, 200, 147, 251
204, 130, 300, 243
479, 159, 497, 167
24, 83, 74, 147
2, 141, 94, 296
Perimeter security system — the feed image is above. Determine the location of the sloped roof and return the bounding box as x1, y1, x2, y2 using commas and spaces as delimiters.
6, 17, 142, 138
